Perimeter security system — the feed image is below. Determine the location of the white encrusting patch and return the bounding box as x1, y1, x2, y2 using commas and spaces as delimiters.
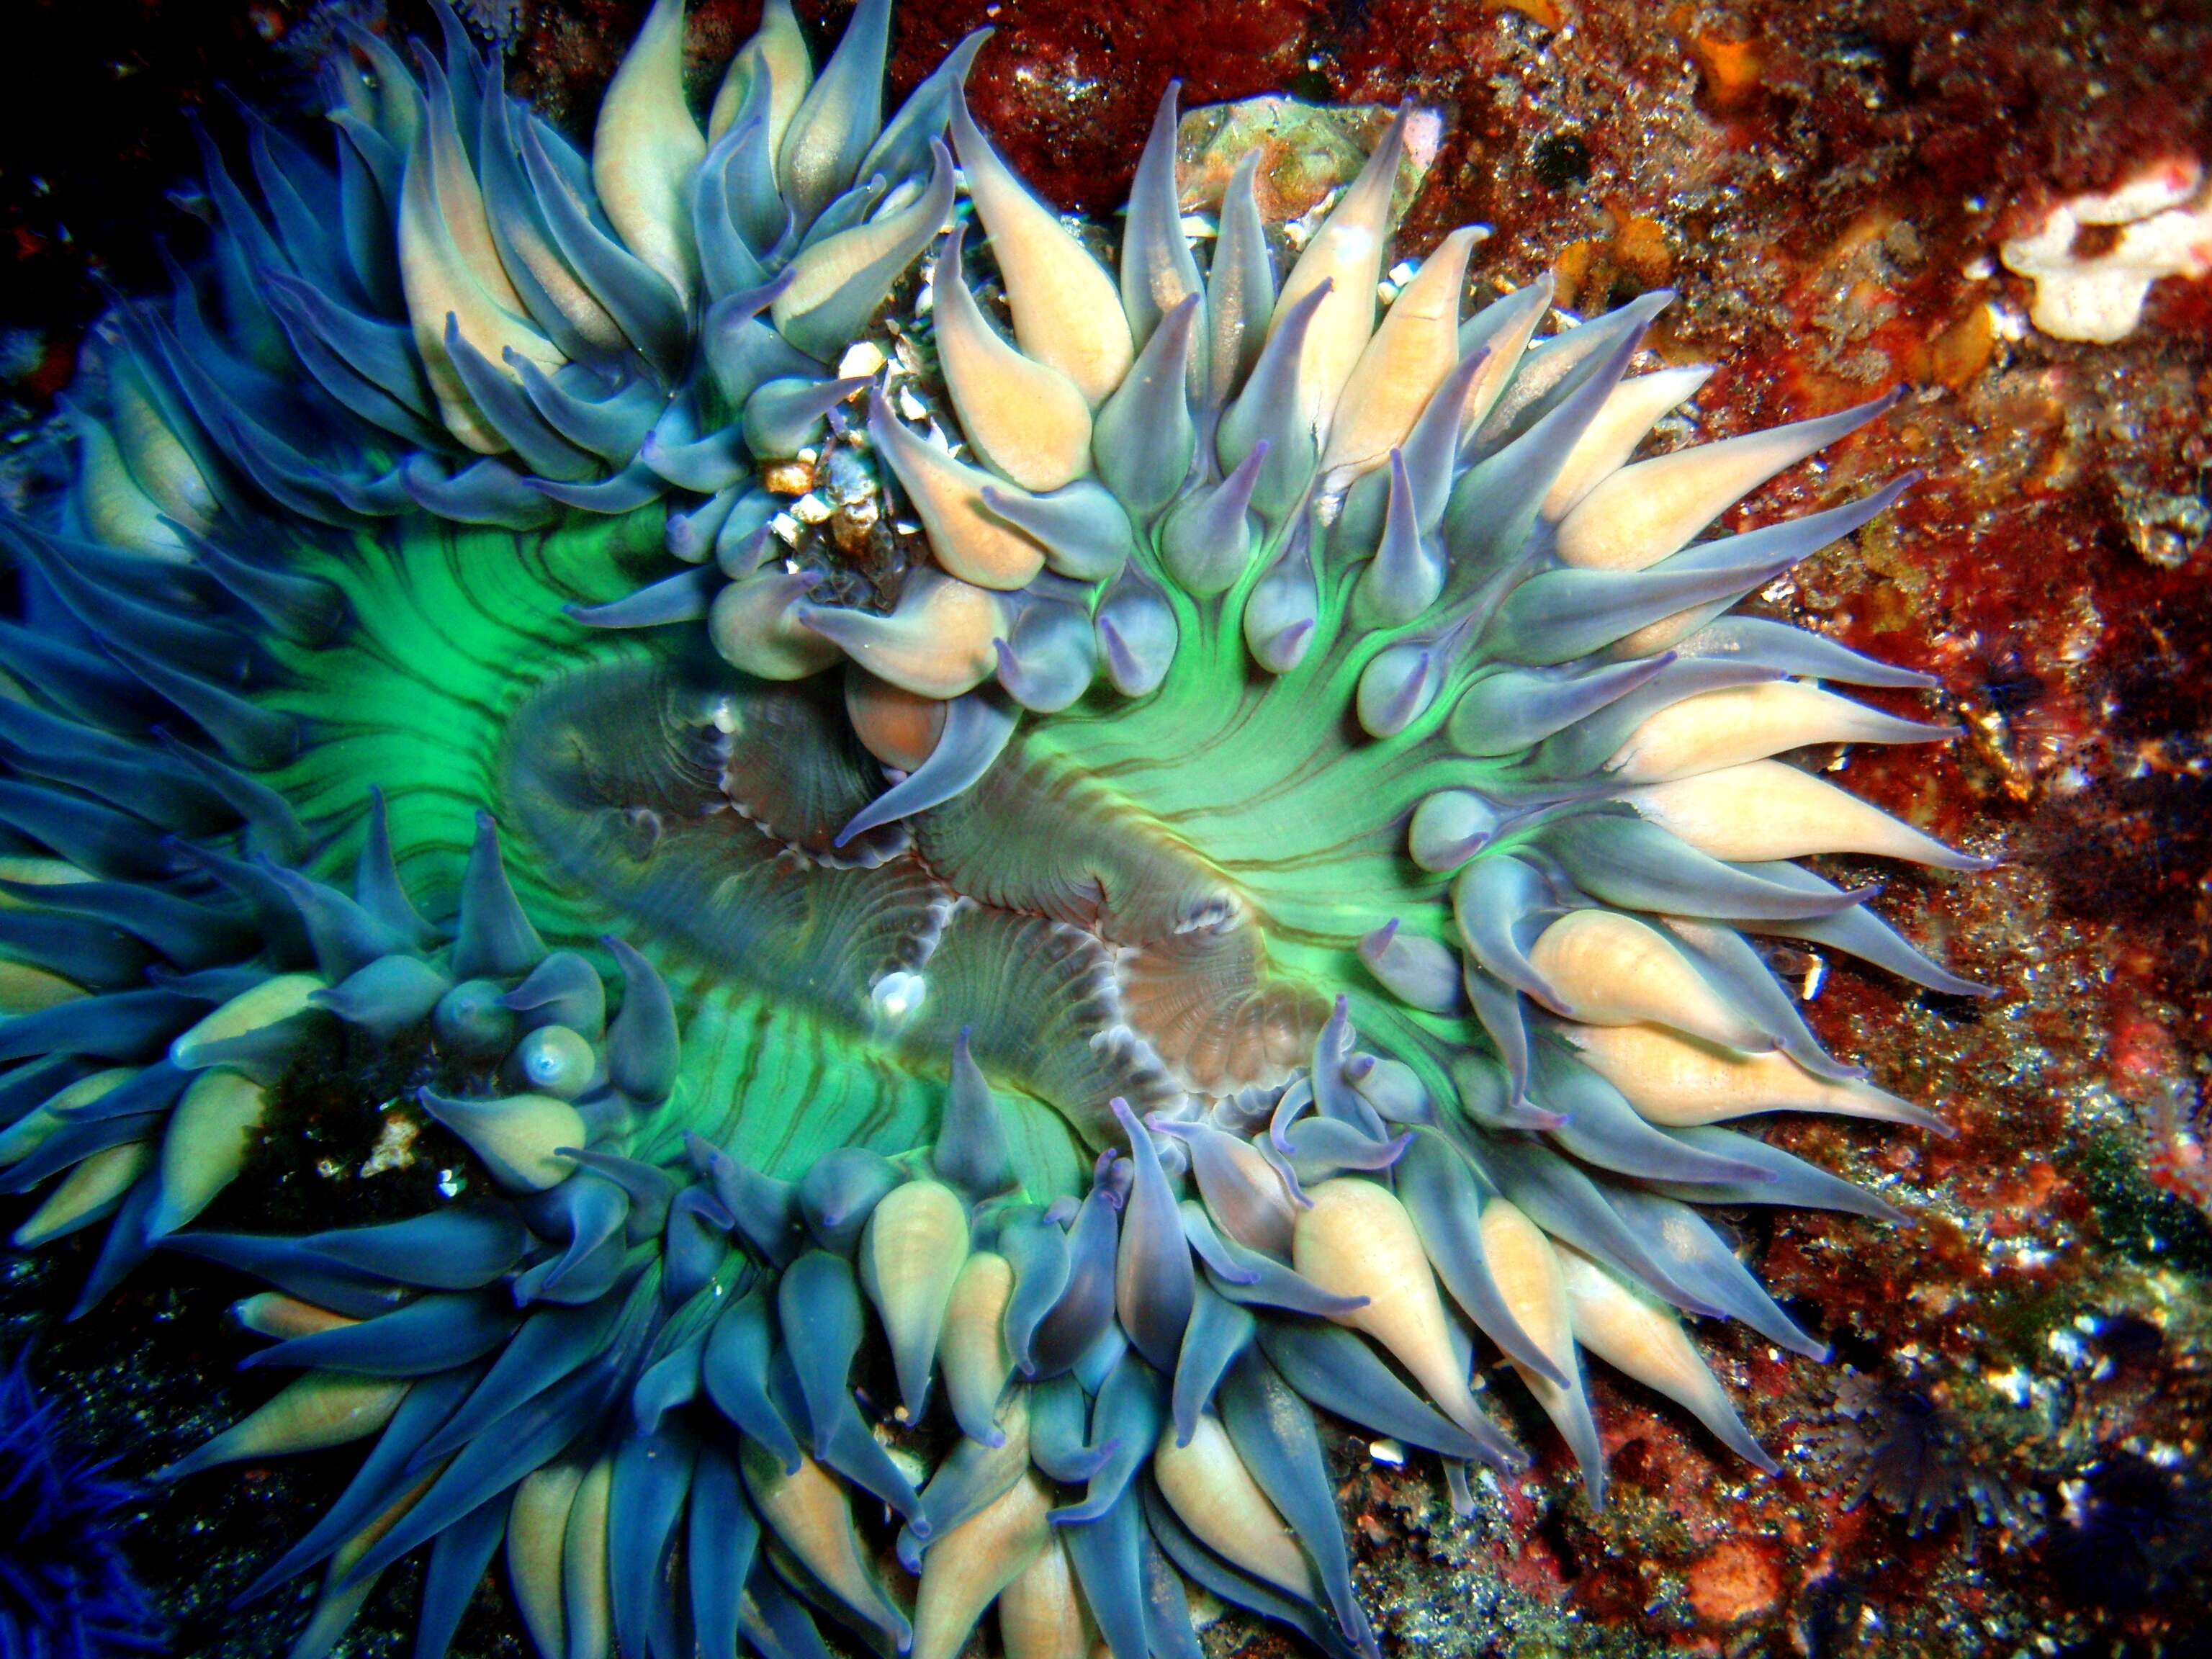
2000, 156, 2212, 343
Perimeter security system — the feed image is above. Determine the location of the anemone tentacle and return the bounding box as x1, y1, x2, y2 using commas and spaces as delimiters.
0, 3, 1993, 1657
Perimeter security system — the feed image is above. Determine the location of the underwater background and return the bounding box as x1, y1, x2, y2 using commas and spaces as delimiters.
1, 1, 2208, 1656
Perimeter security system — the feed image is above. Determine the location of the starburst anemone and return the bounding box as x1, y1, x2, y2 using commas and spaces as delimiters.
0, 1, 1996, 1655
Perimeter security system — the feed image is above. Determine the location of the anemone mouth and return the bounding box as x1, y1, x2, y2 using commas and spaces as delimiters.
506, 616, 1385, 1113
502, 651, 1293, 1135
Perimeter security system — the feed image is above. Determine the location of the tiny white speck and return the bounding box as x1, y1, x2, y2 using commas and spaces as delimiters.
871, 971, 927, 1023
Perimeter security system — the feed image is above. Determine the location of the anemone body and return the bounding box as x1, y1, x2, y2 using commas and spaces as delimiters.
0, 2, 1992, 1656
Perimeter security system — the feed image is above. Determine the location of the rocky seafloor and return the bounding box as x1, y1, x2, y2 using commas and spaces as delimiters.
2, 1, 2208, 1655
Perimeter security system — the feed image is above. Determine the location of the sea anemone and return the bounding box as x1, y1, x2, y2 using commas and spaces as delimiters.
0, 1, 1992, 1655
0, 1352, 165, 1658
1821, 1368, 2041, 1543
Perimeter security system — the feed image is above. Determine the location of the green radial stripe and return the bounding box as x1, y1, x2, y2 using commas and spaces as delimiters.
660, 974, 1084, 1196
258, 510, 665, 920
1018, 624, 1468, 943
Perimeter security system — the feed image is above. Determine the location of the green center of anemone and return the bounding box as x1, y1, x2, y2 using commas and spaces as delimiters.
259, 502, 1457, 1203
